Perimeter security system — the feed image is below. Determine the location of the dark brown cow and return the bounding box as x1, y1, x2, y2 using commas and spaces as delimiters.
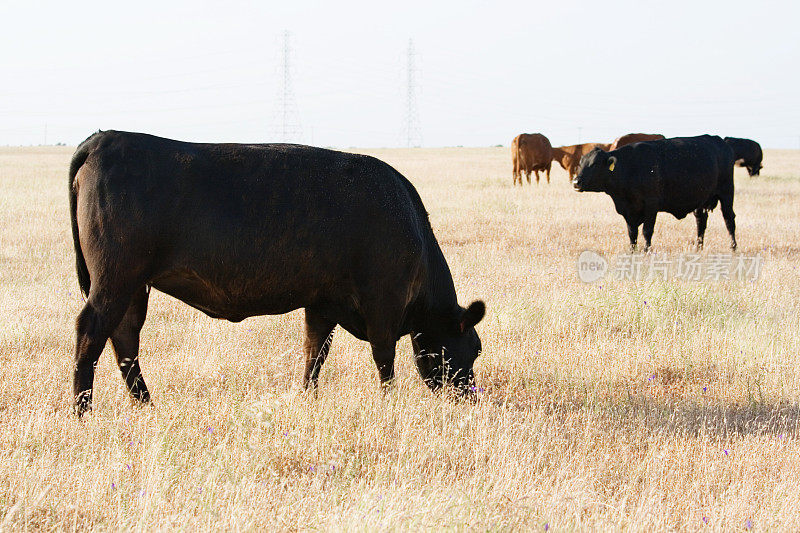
69, 130, 486, 416
551, 143, 610, 180
610, 133, 665, 151
512, 133, 553, 185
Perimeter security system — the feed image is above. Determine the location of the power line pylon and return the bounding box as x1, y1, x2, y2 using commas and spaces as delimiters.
403, 39, 422, 147
273, 31, 303, 143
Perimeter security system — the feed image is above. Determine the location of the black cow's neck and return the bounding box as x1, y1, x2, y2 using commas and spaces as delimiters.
407, 241, 458, 335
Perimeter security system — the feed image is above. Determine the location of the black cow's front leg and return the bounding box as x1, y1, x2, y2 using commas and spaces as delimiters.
720, 197, 737, 251
694, 208, 708, 251
642, 212, 657, 252
625, 217, 639, 252
302, 308, 336, 390
363, 300, 403, 390
370, 343, 397, 389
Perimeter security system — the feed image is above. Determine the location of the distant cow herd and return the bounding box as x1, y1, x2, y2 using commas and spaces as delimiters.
67, 129, 764, 414
513, 132, 665, 183
512, 131, 763, 251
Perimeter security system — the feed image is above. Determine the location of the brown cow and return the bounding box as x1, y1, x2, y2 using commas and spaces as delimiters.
512, 133, 553, 185
610, 133, 665, 151
551, 143, 610, 180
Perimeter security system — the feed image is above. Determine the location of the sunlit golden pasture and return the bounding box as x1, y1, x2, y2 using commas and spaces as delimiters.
1, 144, 799, 530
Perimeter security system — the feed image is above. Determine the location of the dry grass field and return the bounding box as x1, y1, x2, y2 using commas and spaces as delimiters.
1, 144, 799, 531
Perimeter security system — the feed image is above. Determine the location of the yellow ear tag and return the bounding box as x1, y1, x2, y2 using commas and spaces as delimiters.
609, 160, 616, 172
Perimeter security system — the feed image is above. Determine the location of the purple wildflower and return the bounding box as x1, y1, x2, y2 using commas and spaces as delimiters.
746, 518, 753, 530
544, 523, 549, 531
111, 483, 116, 490
724, 450, 729, 456
702, 516, 708, 524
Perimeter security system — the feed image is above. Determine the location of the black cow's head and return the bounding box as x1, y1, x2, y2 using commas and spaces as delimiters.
747, 162, 762, 177
573, 148, 615, 192
412, 301, 485, 394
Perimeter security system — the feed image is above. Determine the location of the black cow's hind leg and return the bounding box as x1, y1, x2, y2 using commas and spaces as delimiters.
74, 296, 130, 416
720, 197, 737, 251
694, 208, 708, 251
642, 213, 657, 252
110, 286, 151, 405
302, 308, 336, 389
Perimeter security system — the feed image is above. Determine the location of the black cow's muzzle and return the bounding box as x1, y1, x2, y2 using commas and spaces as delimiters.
450, 368, 475, 394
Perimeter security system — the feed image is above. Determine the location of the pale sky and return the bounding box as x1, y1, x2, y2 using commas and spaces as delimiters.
1, 0, 798, 148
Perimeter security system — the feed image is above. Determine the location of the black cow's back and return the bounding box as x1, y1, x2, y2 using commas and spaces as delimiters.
608, 135, 733, 219
72, 131, 447, 325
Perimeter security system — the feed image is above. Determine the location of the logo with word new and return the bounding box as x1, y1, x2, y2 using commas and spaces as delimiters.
577, 250, 608, 283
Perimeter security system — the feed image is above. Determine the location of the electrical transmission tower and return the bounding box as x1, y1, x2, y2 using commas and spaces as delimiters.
273, 31, 303, 143
402, 39, 422, 147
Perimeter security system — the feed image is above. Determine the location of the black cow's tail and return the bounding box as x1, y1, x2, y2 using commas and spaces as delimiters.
69, 141, 93, 298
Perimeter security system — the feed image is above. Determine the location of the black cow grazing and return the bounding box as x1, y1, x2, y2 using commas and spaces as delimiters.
573, 135, 737, 252
69, 130, 486, 416
724, 137, 763, 176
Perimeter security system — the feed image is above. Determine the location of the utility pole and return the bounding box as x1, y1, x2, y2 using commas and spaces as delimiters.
274, 31, 302, 143
402, 39, 422, 147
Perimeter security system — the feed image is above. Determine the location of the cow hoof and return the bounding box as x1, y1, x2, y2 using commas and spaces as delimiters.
73, 404, 92, 418
131, 397, 153, 408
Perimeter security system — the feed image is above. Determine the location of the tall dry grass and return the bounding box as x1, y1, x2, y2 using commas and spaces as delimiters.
0, 144, 799, 530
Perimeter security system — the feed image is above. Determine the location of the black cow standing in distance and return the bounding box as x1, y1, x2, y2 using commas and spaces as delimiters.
572, 135, 737, 252
724, 137, 763, 176
69, 130, 486, 416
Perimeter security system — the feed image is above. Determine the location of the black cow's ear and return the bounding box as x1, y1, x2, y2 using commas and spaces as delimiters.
459, 301, 486, 333
608, 156, 617, 172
